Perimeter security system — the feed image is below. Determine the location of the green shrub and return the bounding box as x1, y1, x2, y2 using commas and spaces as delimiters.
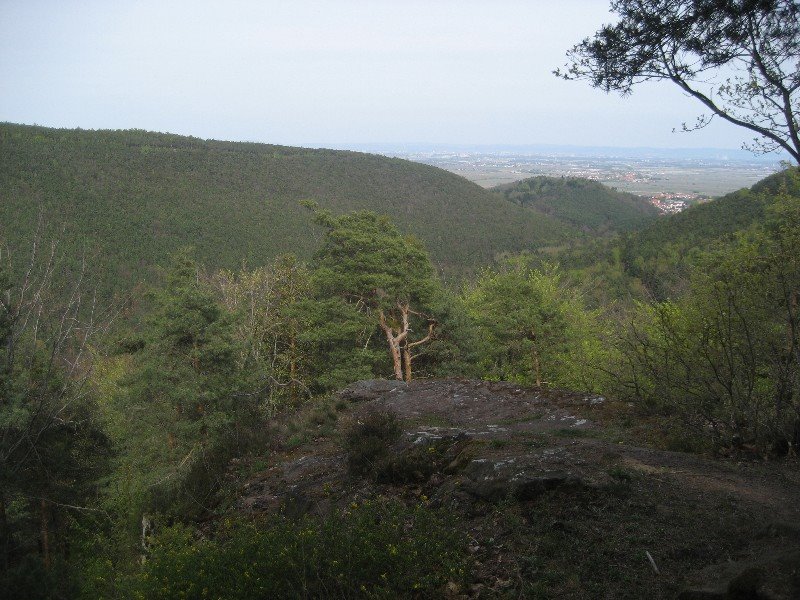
344, 411, 401, 477
132, 500, 470, 599
375, 438, 457, 485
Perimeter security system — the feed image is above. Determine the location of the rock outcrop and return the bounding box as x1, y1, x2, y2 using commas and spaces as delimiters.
234, 379, 800, 599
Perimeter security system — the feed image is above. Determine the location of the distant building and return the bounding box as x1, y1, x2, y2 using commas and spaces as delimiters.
650, 197, 689, 214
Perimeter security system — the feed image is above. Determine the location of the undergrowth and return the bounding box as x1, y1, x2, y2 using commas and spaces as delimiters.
127, 500, 470, 599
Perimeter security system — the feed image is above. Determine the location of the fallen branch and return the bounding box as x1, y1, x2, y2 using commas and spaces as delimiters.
646, 550, 660, 575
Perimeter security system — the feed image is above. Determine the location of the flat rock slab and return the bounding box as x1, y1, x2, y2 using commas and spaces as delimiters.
344, 378, 601, 436
461, 459, 586, 503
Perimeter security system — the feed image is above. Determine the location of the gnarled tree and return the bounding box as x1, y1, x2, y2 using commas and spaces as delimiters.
310, 209, 439, 382
556, 0, 800, 163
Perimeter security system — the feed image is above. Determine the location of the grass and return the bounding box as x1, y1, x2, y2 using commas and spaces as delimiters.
279, 395, 347, 450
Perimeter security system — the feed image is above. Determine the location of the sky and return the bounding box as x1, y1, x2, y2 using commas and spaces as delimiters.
0, 0, 767, 150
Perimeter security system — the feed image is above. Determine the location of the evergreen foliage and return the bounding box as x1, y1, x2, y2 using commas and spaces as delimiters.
310, 210, 445, 381
0, 243, 110, 597
494, 176, 659, 235
0, 123, 571, 298
292, 297, 384, 393
110, 249, 257, 521
620, 187, 770, 298
556, 169, 798, 302
558, 0, 800, 162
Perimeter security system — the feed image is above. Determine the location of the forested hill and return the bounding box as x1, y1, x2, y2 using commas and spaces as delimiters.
492, 176, 659, 234
608, 168, 798, 299
0, 123, 572, 291
624, 167, 800, 266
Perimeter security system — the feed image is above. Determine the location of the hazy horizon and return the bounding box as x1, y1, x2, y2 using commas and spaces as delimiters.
4, 120, 791, 164
0, 0, 784, 153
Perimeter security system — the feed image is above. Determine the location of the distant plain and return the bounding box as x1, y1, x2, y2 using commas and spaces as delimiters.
331, 146, 787, 197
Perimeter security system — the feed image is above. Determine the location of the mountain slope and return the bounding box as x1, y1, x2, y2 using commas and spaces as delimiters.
549, 169, 797, 303
616, 169, 800, 298
492, 176, 659, 234
623, 168, 797, 259
0, 124, 573, 292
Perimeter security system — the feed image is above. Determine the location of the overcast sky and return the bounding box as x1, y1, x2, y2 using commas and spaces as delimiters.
0, 0, 764, 149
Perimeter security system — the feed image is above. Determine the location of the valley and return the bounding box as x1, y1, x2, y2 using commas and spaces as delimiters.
3, 1, 800, 598
335, 145, 785, 197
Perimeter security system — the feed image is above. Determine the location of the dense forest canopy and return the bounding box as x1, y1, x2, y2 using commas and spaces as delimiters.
0, 123, 575, 296
493, 176, 660, 235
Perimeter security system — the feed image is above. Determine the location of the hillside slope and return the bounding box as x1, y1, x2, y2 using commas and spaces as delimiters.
548, 169, 797, 303
493, 176, 659, 234
623, 168, 797, 260
617, 170, 800, 297
0, 124, 572, 292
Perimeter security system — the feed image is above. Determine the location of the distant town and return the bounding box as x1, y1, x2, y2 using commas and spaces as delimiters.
330, 145, 787, 213
646, 192, 708, 213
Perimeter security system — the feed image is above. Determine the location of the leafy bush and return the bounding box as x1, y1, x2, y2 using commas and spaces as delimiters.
612, 185, 800, 452
132, 501, 470, 599
344, 411, 402, 478
464, 258, 603, 391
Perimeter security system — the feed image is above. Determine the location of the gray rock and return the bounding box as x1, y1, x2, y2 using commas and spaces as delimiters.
463, 478, 514, 503
462, 460, 585, 503
338, 379, 406, 403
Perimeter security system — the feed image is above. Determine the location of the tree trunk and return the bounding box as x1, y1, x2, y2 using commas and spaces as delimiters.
380, 310, 405, 380
388, 337, 403, 380
381, 305, 435, 382
402, 341, 412, 382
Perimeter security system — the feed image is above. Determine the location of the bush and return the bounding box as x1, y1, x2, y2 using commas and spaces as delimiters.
132, 500, 470, 599
344, 411, 401, 478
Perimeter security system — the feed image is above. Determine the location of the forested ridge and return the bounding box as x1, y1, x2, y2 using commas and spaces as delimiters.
552, 168, 800, 302
492, 176, 659, 235
0, 123, 574, 294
